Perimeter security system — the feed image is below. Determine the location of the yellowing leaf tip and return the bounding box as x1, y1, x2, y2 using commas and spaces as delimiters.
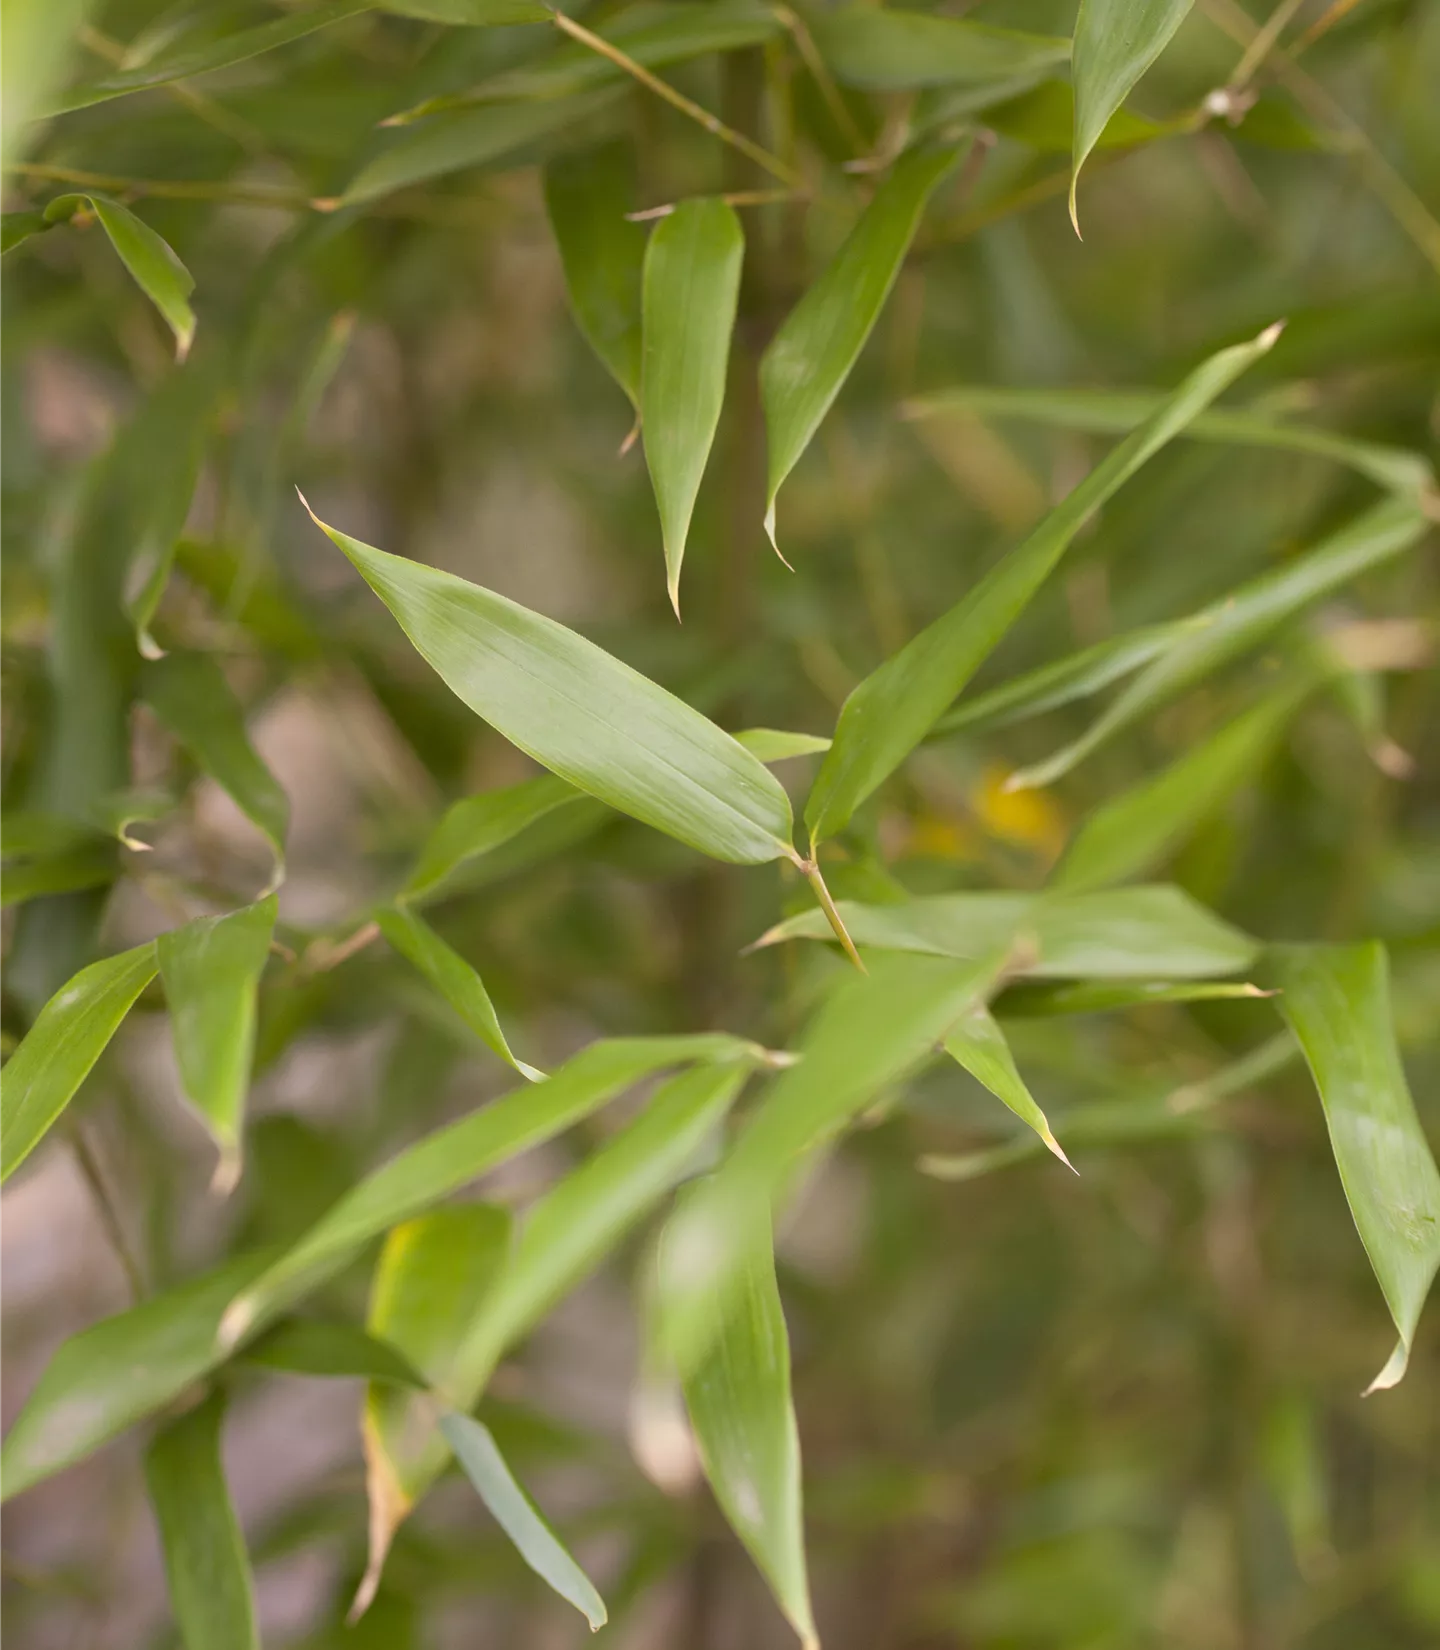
763, 501, 795, 571
1042, 1128, 1077, 1174
1363, 1338, 1409, 1396
1068, 176, 1082, 241
216, 1296, 255, 1351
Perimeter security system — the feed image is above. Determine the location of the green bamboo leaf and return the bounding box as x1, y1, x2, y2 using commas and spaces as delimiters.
220, 1035, 759, 1347
731, 728, 832, 762
641, 198, 744, 614
440, 1413, 608, 1630
753, 885, 1257, 979
760, 146, 961, 556
667, 1200, 816, 1648
1071, 0, 1194, 232
1054, 676, 1316, 893
1, 942, 157, 1183
2, 0, 93, 154
44, 193, 196, 358
1008, 496, 1429, 791
383, 0, 546, 21
402, 777, 593, 903
0, 840, 117, 907
144, 1390, 259, 1650
544, 143, 646, 410
804, 324, 1281, 845
377, 906, 541, 1081
303, 500, 796, 865
944, 1004, 1072, 1169
996, 979, 1270, 1017
2, 210, 52, 253
142, 653, 289, 892
985, 78, 1170, 153
47, 0, 374, 113
905, 384, 1436, 498
660, 952, 1006, 1372
127, 419, 207, 660
1272, 944, 1440, 1393
809, 5, 1069, 92
0, 1250, 271, 1499
239, 1317, 426, 1387
158, 898, 277, 1192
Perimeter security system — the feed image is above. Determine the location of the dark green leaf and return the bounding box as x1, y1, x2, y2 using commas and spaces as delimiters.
239, 1318, 426, 1387
0, 840, 117, 907
809, 5, 1068, 92
1, 210, 51, 253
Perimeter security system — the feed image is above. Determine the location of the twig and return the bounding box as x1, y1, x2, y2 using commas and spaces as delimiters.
770, 3, 868, 156
304, 918, 381, 973
68, 1123, 147, 1303
5, 161, 310, 210
77, 24, 270, 153
626, 187, 802, 221
1226, 0, 1309, 91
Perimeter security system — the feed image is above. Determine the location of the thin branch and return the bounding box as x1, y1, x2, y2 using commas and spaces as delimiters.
770, 3, 868, 156
1226, 0, 1309, 91
5, 161, 311, 209
68, 1123, 147, 1304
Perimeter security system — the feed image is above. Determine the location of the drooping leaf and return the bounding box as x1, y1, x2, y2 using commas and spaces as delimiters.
1, 942, 158, 1183
239, 1318, 426, 1387
157, 897, 277, 1192
667, 1198, 816, 1648
641, 198, 744, 613
142, 653, 289, 892
144, 1389, 260, 1650
220, 1035, 760, 1346
43, 193, 196, 358
303, 501, 796, 865
376, 905, 541, 1081
0, 1250, 271, 1499
544, 142, 647, 409
660, 952, 1007, 1371
803, 324, 1281, 845
0, 840, 117, 907
760, 146, 962, 554
1008, 496, 1428, 790
440, 1413, 608, 1630
944, 1004, 1071, 1168
809, 5, 1068, 92
1272, 943, 1440, 1392
1054, 676, 1317, 893
753, 885, 1257, 979
1070, 0, 1195, 230
2, 210, 52, 254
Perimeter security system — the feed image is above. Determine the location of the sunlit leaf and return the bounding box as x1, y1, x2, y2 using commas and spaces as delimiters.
158, 898, 277, 1192
144, 1389, 259, 1650
441, 1413, 608, 1629
641, 198, 744, 613
376, 905, 542, 1081
1070, 0, 1194, 230
303, 500, 796, 865
944, 1004, 1071, 1168
142, 653, 289, 893
667, 1199, 816, 1647
1272, 943, 1440, 1393
804, 324, 1281, 844
809, 5, 1068, 92
1, 942, 157, 1183
761, 146, 962, 555
43, 194, 196, 358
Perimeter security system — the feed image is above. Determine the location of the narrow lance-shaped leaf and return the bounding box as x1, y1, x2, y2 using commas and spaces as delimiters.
544, 143, 648, 411
1, 943, 158, 1183
302, 500, 796, 865
376, 905, 542, 1082
158, 897, 277, 1193
358, 1206, 513, 1619
808, 6, 1069, 92
127, 416, 207, 660
665, 1198, 817, 1648
1272, 943, 1440, 1393
641, 199, 744, 614
220, 1035, 761, 1346
1070, 0, 1195, 232
761, 146, 962, 555
44, 194, 196, 359
441, 1414, 608, 1630
804, 323, 1281, 846
996, 979, 1269, 1017
239, 1318, 425, 1387
142, 653, 289, 893
144, 1389, 260, 1650
944, 1004, 1073, 1168
1008, 495, 1429, 791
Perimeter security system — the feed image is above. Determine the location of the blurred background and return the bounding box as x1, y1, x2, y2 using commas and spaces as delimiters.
3, 0, 1439, 1645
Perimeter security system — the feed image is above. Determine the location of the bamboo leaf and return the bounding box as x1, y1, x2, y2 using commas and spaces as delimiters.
1, 943, 158, 1183
761, 146, 962, 556
641, 198, 744, 613
809, 5, 1068, 92
544, 143, 646, 409
944, 1004, 1072, 1168
383, 0, 546, 20
1, 841, 117, 908
2, 210, 52, 253
1272, 944, 1440, 1393
158, 897, 277, 1192
996, 979, 1270, 1017
667, 1199, 816, 1648
219, 1035, 759, 1347
1071, 0, 1194, 231
440, 1413, 608, 1629
1008, 496, 1429, 791
732, 728, 832, 762
753, 885, 1257, 979
239, 1317, 426, 1387
986, 78, 1170, 153
142, 653, 289, 893
303, 500, 796, 865
376, 905, 542, 1081
44, 193, 196, 358
804, 324, 1281, 845
2, 0, 93, 154
144, 1390, 260, 1650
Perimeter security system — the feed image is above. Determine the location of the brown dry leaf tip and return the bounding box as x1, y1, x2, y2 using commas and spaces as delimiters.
350, 1416, 411, 1623
1241, 984, 1279, 998
208, 1148, 241, 1198
1373, 739, 1416, 779
216, 1295, 255, 1351
618, 418, 641, 457
1041, 1128, 1078, 1175
310, 197, 341, 213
